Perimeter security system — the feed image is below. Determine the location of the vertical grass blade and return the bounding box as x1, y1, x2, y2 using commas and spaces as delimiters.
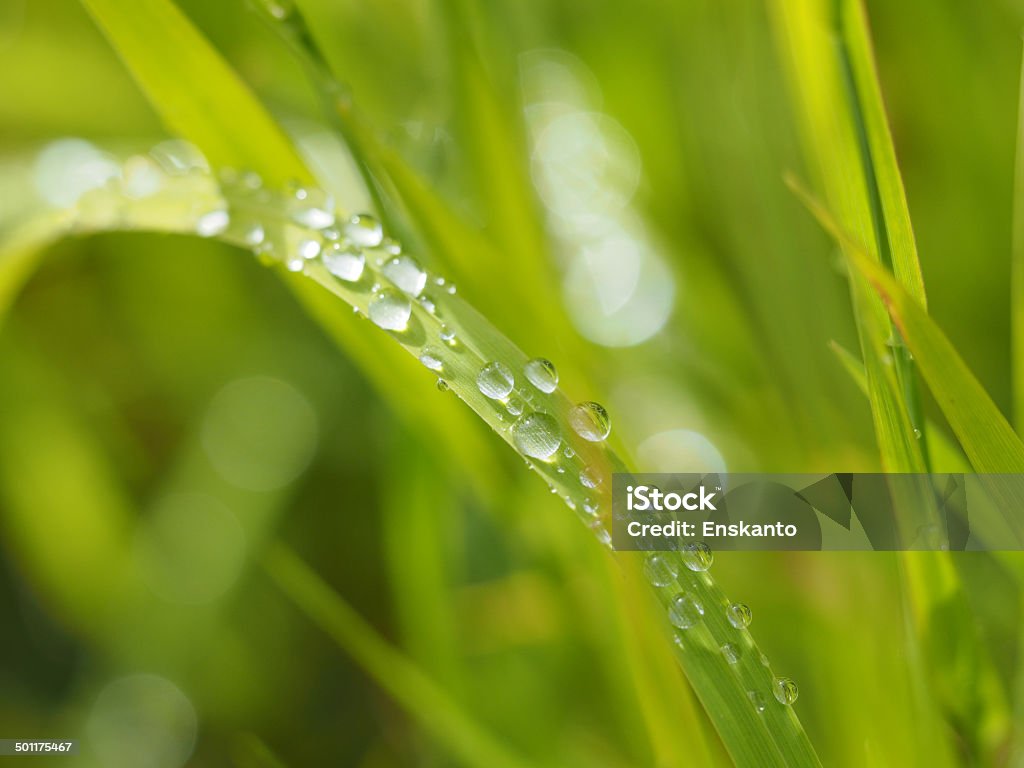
1013, 41, 1024, 433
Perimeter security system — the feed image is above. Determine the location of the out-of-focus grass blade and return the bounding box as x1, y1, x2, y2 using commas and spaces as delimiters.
799, 186, 1024, 477
263, 545, 534, 768
80, 0, 310, 187
1013, 43, 1024, 433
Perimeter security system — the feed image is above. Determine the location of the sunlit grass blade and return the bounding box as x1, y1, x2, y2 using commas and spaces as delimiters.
263, 544, 533, 768
1013, 42, 1024, 434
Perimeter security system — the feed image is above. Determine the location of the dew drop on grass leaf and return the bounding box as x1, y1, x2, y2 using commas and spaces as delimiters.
512, 412, 561, 459
569, 401, 611, 441
368, 289, 412, 332
580, 468, 599, 488
524, 358, 559, 393
726, 602, 752, 629
297, 238, 321, 260
243, 222, 265, 246
436, 379, 449, 392
345, 213, 383, 247
748, 691, 767, 713
682, 542, 713, 572
668, 593, 704, 629
419, 348, 443, 372
322, 244, 365, 282
772, 677, 799, 706
477, 362, 515, 400
382, 255, 427, 296
721, 643, 741, 664
291, 187, 335, 229
439, 325, 457, 346
642, 553, 677, 587
506, 396, 525, 416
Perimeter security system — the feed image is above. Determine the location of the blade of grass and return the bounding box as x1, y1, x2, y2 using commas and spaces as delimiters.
263, 544, 534, 768
1013, 41, 1024, 433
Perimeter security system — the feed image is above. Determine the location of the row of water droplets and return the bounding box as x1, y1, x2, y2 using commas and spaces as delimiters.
643, 546, 799, 711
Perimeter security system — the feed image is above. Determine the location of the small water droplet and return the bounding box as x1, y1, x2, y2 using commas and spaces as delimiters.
196, 209, 229, 237
748, 691, 766, 713
563, 446, 575, 459
446, 283, 457, 295
512, 411, 561, 459
642, 553, 678, 587
721, 643, 741, 664
506, 397, 524, 416
772, 677, 799, 706
582, 497, 599, 515
285, 256, 305, 273
419, 348, 444, 372
322, 243, 365, 282
291, 187, 335, 229
477, 362, 515, 400
436, 379, 449, 392
345, 213, 383, 247
297, 238, 321, 260
434, 276, 446, 286
682, 542, 713, 572
322, 227, 341, 241
580, 468, 599, 489
726, 603, 752, 629
668, 593, 704, 629
382, 255, 427, 296
440, 325, 457, 346
569, 401, 611, 442
913, 427, 922, 439
368, 289, 412, 331
259, 0, 294, 20
524, 358, 559, 393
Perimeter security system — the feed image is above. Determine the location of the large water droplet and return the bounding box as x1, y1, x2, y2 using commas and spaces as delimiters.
322, 243, 365, 282
345, 213, 383, 247
419, 348, 443, 372
681, 542, 713, 572
291, 187, 335, 229
668, 593, 704, 629
196, 209, 229, 237
772, 677, 799, 706
569, 401, 611, 441
642, 553, 677, 587
721, 643, 741, 664
726, 602, 752, 629
368, 289, 412, 331
382, 255, 427, 296
477, 362, 515, 400
524, 358, 558, 393
512, 412, 561, 459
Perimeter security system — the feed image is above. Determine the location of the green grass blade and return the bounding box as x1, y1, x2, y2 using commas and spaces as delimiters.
263, 545, 534, 768
80, 0, 310, 187
1013, 42, 1024, 433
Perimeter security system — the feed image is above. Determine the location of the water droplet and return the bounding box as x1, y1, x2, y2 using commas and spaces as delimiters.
721, 643, 741, 664
668, 593, 704, 629
512, 412, 561, 459
524, 358, 559, 393
582, 497, 599, 515
259, 0, 294, 20
772, 677, 799, 706
419, 295, 437, 314
913, 427, 922, 439
642, 553, 678, 587
322, 243, 365, 282
446, 283, 457, 295
506, 397, 524, 416
291, 187, 335, 229
760, 653, 770, 667
748, 691, 767, 713
569, 401, 611, 442
322, 227, 341, 241
368, 289, 412, 331
440, 325, 457, 346
726, 603, 752, 629
563, 447, 575, 459
345, 213, 383, 247
297, 238, 321, 260
681, 542, 713, 572
285, 257, 305, 273
381, 238, 402, 255
580, 468, 599, 489
196, 209, 229, 237
382, 255, 427, 296
243, 222, 265, 246
477, 362, 515, 400
436, 379, 449, 392
419, 348, 444, 372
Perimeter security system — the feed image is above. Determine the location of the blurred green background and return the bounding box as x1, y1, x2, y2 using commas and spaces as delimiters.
1, 0, 1023, 765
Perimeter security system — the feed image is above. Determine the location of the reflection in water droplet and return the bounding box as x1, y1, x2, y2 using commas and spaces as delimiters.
512, 412, 561, 459
382, 255, 427, 296
569, 401, 611, 441
477, 362, 515, 400
772, 677, 799, 706
682, 542, 713, 572
322, 243, 365, 282
524, 357, 559, 393
368, 289, 412, 331
726, 603, 752, 629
